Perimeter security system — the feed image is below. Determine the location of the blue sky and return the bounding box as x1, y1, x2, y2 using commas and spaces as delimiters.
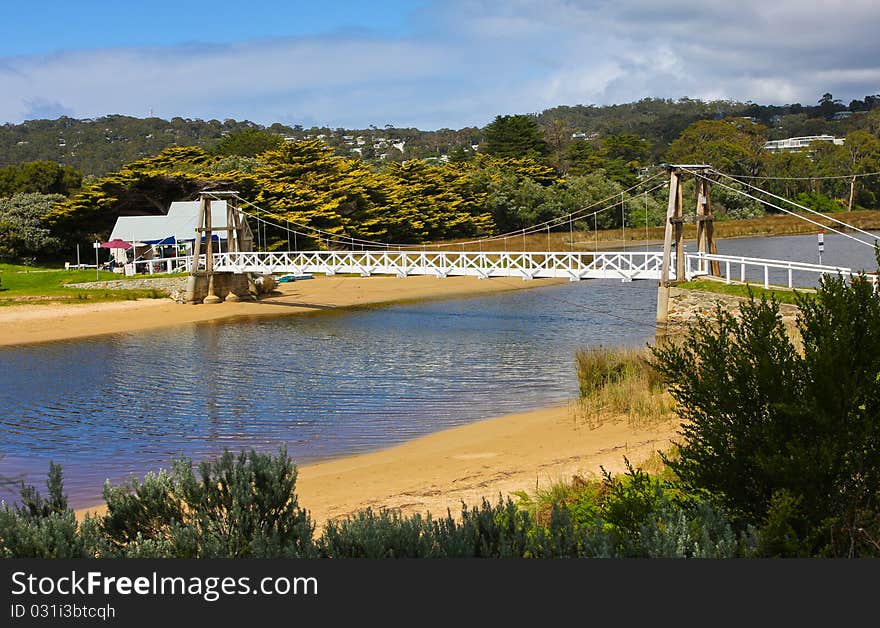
2, 1, 879, 129
0, 1, 425, 55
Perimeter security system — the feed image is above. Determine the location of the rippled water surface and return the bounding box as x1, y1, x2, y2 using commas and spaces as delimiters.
1, 280, 660, 507
1, 232, 877, 507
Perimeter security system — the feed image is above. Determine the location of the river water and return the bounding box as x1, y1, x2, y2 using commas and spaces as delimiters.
1, 231, 877, 507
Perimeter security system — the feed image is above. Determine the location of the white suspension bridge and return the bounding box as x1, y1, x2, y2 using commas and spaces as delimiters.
128, 165, 879, 317
144, 249, 869, 289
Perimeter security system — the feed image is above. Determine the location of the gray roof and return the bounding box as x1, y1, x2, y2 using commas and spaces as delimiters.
109, 201, 230, 244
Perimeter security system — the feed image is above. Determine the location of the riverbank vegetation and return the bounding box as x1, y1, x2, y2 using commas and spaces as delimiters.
574, 346, 673, 428
4, 269, 877, 557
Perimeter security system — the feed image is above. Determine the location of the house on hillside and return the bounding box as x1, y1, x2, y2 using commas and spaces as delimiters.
762, 135, 844, 153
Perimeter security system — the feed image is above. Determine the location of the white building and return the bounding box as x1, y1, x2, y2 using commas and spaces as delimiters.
108, 200, 232, 265
763, 135, 844, 153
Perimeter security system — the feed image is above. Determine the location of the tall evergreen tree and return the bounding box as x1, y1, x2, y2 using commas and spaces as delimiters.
483, 115, 550, 159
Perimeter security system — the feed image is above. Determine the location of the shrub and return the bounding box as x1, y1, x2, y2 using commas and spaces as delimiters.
3, 455, 751, 558
650, 272, 880, 556
512, 461, 748, 558
319, 498, 536, 558
97, 448, 314, 557
793, 191, 845, 213
319, 509, 434, 558
0, 462, 94, 558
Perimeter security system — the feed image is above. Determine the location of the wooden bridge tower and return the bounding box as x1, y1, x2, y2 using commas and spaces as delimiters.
184, 191, 255, 304
656, 165, 716, 324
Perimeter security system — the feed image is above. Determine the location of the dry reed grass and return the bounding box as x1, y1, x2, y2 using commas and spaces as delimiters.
573, 346, 675, 429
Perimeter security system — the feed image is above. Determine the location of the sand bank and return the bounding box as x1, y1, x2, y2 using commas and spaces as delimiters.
0, 274, 565, 347
76, 404, 678, 528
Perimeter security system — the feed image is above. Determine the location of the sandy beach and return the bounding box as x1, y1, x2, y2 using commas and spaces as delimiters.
0, 274, 566, 347
76, 403, 678, 527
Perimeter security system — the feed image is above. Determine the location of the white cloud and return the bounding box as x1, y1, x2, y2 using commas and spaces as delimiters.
1, 1, 878, 128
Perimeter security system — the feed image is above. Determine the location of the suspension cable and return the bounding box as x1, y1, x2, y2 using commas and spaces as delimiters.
711, 169, 880, 243
717, 170, 880, 181
680, 168, 876, 248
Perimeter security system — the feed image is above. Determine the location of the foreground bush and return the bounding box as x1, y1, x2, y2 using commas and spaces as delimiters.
650, 273, 880, 556
319, 461, 748, 558
0, 463, 93, 558
2, 453, 751, 558
95, 448, 314, 557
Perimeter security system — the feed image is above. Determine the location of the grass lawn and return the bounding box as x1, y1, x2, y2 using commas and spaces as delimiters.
0, 263, 173, 305
677, 279, 813, 305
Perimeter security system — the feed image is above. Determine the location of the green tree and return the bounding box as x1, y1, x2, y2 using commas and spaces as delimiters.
544, 118, 572, 171
666, 119, 768, 175
818, 92, 845, 120
46, 146, 224, 252
212, 129, 284, 157
650, 274, 880, 556
483, 114, 550, 159
760, 150, 814, 198
567, 134, 650, 185
813, 131, 880, 210
0, 161, 82, 197
0, 193, 64, 262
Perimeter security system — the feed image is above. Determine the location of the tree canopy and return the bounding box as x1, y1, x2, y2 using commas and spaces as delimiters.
0, 161, 82, 197
212, 129, 284, 157
483, 115, 550, 159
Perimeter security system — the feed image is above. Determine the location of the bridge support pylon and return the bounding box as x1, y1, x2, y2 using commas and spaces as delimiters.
185, 191, 255, 304
657, 165, 714, 324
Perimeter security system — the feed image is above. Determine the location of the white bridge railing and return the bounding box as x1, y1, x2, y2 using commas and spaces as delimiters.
210, 250, 668, 282
132, 256, 190, 275
687, 252, 878, 289
134, 249, 874, 289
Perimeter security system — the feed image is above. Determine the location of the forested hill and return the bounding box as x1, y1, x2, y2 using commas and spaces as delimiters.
0, 115, 481, 176
538, 95, 880, 159
0, 116, 282, 176
1, 94, 877, 175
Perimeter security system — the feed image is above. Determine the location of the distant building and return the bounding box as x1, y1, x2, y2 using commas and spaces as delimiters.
831, 111, 853, 121
763, 135, 844, 153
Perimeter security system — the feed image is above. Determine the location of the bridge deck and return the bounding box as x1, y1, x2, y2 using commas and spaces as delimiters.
211, 250, 668, 281
137, 250, 864, 289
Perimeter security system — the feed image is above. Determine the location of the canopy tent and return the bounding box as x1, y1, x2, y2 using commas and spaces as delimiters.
100, 238, 132, 249
109, 200, 231, 245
